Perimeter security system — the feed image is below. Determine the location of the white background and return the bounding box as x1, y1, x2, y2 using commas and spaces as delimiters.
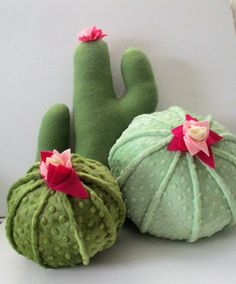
1, 1, 236, 283
1, 0, 236, 215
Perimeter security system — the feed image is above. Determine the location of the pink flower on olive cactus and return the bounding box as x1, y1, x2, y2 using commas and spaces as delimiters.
167, 114, 223, 168
39, 149, 89, 198
78, 26, 107, 42
40, 149, 72, 180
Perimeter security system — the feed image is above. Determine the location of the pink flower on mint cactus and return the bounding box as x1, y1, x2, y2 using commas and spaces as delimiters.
167, 114, 223, 168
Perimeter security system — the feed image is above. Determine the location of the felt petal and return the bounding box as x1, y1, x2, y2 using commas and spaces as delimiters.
48, 164, 71, 186
40, 161, 48, 179
178, 136, 188, 151
186, 114, 198, 122
61, 149, 72, 168
78, 26, 107, 42
167, 136, 187, 151
52, 169, 89, 198
195, 120, 209, 128
45, 164, 89, 198
207, 130, 223, 145
184, 137, 200, 156
171, 125, 184, 139
197, 147, 215, 168
52, 149, 60, 157
196, 141, 209, 156
40, 150, 53, 162
46, 163, 58, 185
167, 136, 181, 151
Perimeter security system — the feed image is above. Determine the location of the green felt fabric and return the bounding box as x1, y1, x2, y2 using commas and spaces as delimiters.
36, 104, 70, 161
108, 106, 236, 242
73, 40, 157, 165
6, 154, 126, 268
36, 39, 157, 165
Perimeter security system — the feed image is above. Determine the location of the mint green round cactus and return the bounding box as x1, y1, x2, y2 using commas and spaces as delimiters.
6, 154, 126, 268
108, 106, 236, 242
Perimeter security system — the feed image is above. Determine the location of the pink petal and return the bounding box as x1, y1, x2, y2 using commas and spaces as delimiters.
196, 140, 209, 156
61, 149, 72, 168
40, 161, 48, 179
40, 150, 53, 162
46, 164, 89, 198
171, 124, 184, 139
78, 26, 107, 42
186, 114, 198, 122
167, 136, 187, 151
47, 164, 71, 186
167, 136, 181, 151
52, 149, 61, 158
207, 130, 223, 145
195, 120, 209, 128
197, 147, 215, 168
183, 137, 200, 156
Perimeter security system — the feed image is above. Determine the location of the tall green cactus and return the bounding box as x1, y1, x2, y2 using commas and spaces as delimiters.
37, 35, 157, 166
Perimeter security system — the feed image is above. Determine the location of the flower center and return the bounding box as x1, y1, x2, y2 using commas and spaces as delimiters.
46, 156, 63, 166
187, 125, 208, 141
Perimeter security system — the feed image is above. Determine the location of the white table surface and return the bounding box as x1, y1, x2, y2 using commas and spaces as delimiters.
1, 219, 236, 284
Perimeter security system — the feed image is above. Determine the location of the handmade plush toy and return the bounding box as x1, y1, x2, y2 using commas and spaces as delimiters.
6, 27, 128, 268
36, 26, 158, 166
6, 150, 126, 268
109, 106, 236, 242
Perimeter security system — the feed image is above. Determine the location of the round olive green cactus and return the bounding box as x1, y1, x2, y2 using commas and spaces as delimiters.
108, 106, 236, 242
6, 154, 126, 268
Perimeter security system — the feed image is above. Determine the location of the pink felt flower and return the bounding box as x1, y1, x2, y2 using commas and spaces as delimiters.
40, 149, 72, 179
40, 149, 89, 198
167, 114, 223, 168
78, 26, 107, 42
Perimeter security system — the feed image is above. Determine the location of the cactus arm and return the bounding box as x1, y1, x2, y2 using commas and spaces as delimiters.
120, 47, 158, 121
36, 104, 70, 161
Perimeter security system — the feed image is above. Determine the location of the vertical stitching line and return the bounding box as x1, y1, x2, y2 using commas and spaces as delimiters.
31, 188, 51, 265
186, 155, 201, 242
61, 194, 90, 265
140, 152, 181, 233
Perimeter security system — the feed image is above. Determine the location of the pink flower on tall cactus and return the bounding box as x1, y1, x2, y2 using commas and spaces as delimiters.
40, 149, 89, 198
78, 26, 107, 42
167, 114, 223, 168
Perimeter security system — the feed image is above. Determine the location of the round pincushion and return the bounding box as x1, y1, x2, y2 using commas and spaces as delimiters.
6, 154, 126, 268
108, 106, 236, 242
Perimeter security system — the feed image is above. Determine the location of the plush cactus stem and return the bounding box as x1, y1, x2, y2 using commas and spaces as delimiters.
36, 34, 157, 165
36, 104, 70, 161
73, 39, 157, 165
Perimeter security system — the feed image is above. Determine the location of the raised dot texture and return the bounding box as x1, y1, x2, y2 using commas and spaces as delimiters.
58, 215, 66, 224
6, 153, 126, 268
109, 106, 236, 242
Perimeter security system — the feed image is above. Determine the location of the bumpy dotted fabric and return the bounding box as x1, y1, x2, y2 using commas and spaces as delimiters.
6, 154, 126, 268
108, 106, 236, 242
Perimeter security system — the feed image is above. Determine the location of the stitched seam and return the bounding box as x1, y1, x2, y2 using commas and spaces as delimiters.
140, 152, 181, 233
186, 154, 201, 242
